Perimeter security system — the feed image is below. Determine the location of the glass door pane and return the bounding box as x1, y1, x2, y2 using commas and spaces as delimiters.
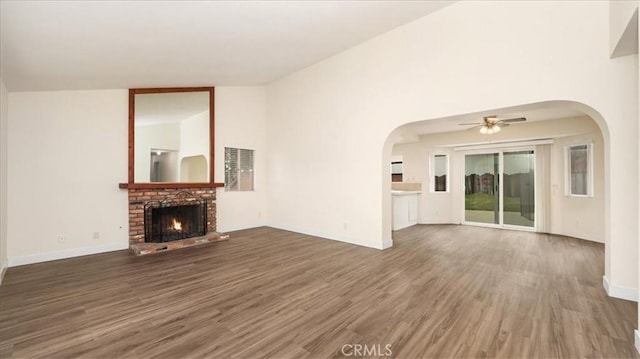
503, 150, 535, 227
465, 153, 500, 225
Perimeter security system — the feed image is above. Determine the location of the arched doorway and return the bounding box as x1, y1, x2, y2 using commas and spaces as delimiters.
382, 100, 617, 295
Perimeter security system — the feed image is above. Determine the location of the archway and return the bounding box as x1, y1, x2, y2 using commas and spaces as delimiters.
382, 100, 615, 293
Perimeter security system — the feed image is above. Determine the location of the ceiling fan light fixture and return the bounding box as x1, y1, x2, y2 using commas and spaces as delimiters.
480, 124, 501, 134
462, 116, 525, 133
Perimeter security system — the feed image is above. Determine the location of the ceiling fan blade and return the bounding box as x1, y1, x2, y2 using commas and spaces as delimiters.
499, 123, 510, 128
501, 117, 527, 123
459, 122, 482, 125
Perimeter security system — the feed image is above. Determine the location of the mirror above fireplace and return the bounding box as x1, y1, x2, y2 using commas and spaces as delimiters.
121, 87, 224, 189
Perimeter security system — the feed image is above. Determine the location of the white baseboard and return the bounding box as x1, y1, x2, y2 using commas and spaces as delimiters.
217, 222, 267, 233
8, 242, 129, 267
548, 230, 604, 244
0, 261, 6, 284
603, 275, 610, 292
603, 275, 639, 302
381, 239, 393, 250
419, 220, 454, 225
635, 330, 640, 355
268, 224, 391, 250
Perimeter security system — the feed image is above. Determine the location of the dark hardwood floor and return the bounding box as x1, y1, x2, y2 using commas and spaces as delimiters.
1, 225, 637, 358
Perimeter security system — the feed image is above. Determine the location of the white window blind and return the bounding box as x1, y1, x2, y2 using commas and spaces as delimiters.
225, 147, 254, 191
565, 144, 593, 197
432, 154, 448, 192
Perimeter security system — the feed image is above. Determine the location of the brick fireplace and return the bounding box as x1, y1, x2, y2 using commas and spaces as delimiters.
121, 86, 226, 254
126, 187, 228, 255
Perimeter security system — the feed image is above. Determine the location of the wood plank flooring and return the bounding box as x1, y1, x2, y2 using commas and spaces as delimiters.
1, 225, 637, 358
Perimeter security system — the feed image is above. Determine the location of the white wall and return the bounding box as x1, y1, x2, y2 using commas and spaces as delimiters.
610, 0, 639, 57
267, 1, 638, 293
215, 87, 268, 232
7, 90, 130, 265
0, 79, 8, 280
550, 132, 605, 242
4, 86, 266, 265
636, 1, 640, 351
392, 143, 453, 224
179, 111, 209, 181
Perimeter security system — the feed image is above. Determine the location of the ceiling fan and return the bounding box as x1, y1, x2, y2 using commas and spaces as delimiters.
459, 115, 527, 134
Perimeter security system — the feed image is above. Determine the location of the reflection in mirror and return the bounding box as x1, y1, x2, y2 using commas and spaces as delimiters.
180, 155, 208, 182
150, 150, 178, 182
134, 91, 209, 183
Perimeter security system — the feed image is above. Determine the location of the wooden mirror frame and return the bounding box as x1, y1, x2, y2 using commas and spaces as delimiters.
119, 86, 224, 189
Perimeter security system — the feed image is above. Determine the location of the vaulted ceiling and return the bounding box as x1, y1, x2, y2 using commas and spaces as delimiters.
0, 1, 452, 91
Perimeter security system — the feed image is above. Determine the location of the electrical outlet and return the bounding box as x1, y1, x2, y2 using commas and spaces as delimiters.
57, 235, 65, 243
92, 232, 100, 240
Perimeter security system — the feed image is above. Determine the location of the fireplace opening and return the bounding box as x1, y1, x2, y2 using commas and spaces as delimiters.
144, 193, 207, 243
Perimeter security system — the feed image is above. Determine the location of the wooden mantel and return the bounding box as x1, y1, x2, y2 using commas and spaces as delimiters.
118, 182, 225, 190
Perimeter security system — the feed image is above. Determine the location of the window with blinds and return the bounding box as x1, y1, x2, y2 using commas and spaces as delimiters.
224, 147, 254, 191
566, 143, 593, 197
431, 154, 448, 192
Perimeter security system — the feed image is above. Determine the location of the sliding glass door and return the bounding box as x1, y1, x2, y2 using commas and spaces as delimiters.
464, 149, 535, 229
464, 153, 500, 225
503, 150, 535, 227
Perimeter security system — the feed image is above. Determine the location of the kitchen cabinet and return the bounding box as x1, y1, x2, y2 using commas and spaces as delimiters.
392, 191, 420, 230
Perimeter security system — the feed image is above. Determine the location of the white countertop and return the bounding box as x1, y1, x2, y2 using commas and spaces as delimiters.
391, 190, 422, 196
